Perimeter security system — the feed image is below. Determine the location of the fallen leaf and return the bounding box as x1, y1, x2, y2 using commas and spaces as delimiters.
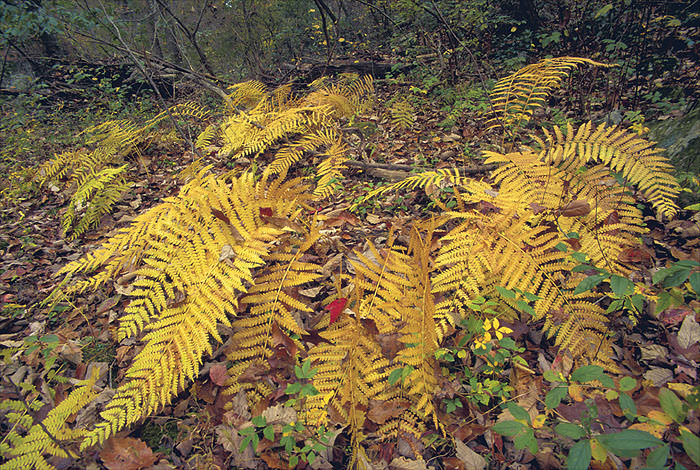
643, 367, 674, 386
209, 362, 229, 386
557, 200, 590, 217
367, 399, 411, 425
390, 456, 429, 470
326, 298, 348, 324
99, 437, 158, 470
678, 314, 700, 349
454, 439, 486, 470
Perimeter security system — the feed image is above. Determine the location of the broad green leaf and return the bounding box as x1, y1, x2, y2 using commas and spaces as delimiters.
492, 420, 524, 437
619, 376, 636, 392
574, 274, 606, 295
507, 402, 531, 425
568, 440, 592, 470
663, 268, 691, 288
596, 430, 662, 457
495, 285, 516, 299
618, 392, 636, 417
515, 299, 536, 317
263, 425, 275, 441
555, 422, 586, 439
545, 386, 568, 409
610, 275, 634, 296
646, 444, 669, 469
388, 368, 403, 385
689, 272, 700, 296
658, 388, 686, 423
543, 370, 565, 383
571, 365, 603, 383
514, 427, 537, 454
680, 429, 700, 465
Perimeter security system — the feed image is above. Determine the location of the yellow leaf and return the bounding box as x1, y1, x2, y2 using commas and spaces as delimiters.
532, 414, 547, 429
590, 438, 608, 463
568, 383, 584, 402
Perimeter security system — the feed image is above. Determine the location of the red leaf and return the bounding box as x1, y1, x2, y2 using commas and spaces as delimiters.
326, 298, 348, 324
259, 207, 273, 217
209, 362, 229, 386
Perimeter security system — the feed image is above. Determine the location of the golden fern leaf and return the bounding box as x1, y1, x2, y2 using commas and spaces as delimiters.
226, 80, 269, 111
306, 315, 393, 469
487, 57, 611, 130
432, 205, 613, 365
195, 123, 219, 149
62, 165, 129, 239
351, 168, 491, 210
389, 99, 415, 130
531, 121, 680, 218
226, 223, 322, 401
393, 226, 441, 429
56, 171, 312, 448
484, 150, 646, 273
0, 368, 100, 470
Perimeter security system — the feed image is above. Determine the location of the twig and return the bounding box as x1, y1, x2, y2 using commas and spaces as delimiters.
98, 1, 203, 158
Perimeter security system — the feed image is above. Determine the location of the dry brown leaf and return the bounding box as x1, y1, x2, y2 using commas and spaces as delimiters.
99, 437, 158, 470
367, 399, 411, 425
557, 199, 591, 217
209, 362, 230, 386
454, 439, 486, 470
678, 314, 700, 349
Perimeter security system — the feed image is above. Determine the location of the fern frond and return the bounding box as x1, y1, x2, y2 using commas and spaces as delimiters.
57, 171, 313, 448
226, 224, 322, 401
389, 99, 415, 130
531, 121, 680, 218
0, 368, 100, 470
306, 315, 393, 469
487, 57, 611, 130
195, 123, 219, 149
62, 165, 129, 239
351, 168, 491, 210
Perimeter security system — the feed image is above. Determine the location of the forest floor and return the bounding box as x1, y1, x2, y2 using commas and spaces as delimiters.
0, 71, 699, 470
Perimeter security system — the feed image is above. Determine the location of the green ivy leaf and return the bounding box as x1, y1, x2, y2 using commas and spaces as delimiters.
658, 388, 686, 424
570, 365, 603, 383
567, 440, 592, 470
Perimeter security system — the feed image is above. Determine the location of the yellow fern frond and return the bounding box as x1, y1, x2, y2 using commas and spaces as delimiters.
532, 121, 680, 218
52, 171, 315, 448
487, 57, 611, 130
389, 99, 415, 130
0, 368, 99, 470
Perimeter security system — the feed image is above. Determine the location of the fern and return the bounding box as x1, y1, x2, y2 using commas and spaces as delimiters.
37, 102, 210, 239
389, 98, 415, 130
54, 169, 317, 447
531, 121, 680, 218
220, 76, 373, 197
487, 57, 611, 131
0, 368, 100, 470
